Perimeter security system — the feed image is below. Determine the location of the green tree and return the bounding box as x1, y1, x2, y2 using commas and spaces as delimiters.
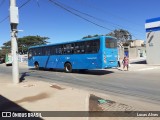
82, 29, 132, 43
2, 35, 49, 55
0, 49, 6, 59
107, 29, 132, 42
0, 46, 11, 59
82, 35, 93, 39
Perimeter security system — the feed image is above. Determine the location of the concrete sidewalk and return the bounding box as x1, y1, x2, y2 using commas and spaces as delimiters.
1, 62, 160, 120
116, 63, 160, 71
117, 57, 160, 72
0, 75, 89, 120
129, 64, 160, 72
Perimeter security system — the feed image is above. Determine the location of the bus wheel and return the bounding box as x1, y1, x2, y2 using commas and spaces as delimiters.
35, 62, 39, 70
64, 63, 72, 73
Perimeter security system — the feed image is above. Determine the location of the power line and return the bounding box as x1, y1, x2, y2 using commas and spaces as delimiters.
0, 16, 8, 24
54, 0, 132, 30
19, 0, 31, 9
75, 0, 145, 39
76, 0, 143, 27
54, 0, 121, 29
49, 0, 113, 32
0, 0, 31, 24
49, 0, 139, 39
0, 0, 5, 7
36, 0, 40, 7
58, 0, 144, 38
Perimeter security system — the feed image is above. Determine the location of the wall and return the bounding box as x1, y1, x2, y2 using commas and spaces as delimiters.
118, 46, 146, 60
130, 40, 144, 47
129, 47, 146, 58
145, 17, 160, 65
146, 31, 160, 64
18, 54, 28, 62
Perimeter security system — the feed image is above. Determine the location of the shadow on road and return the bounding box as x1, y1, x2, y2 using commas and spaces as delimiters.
0, 95, 43, 119
74, 70, 114, 75
19, 72, 30, 82
28, 68, 114, 75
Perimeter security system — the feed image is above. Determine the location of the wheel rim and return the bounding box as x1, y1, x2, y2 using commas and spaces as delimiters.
65, 63, 72, 72
66, 65, 71, 72
35, 63, 39, 69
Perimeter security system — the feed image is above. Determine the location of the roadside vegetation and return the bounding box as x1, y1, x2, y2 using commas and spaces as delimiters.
0, 29, 132, 59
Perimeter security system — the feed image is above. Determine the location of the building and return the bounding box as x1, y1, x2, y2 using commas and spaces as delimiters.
130, 40, 144, 47
18, 54, 28, 62
118, 40, 146, 60
145, 17, 160, 65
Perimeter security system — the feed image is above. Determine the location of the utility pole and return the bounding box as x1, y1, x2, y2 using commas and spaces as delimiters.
10, 0, 19, 84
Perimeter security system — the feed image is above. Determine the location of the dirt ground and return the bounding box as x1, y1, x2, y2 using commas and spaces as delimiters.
89, 94, 104, 111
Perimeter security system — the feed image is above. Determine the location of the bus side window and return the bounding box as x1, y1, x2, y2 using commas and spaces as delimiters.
80, 42, 85, 53
63, 45, 66, 54
31, 48, 35, 56
35, 47, 42, 56
106, 40, 110, 48
42, 47, 46, 56
63, 44, 72, 54
76, 43, 81, 54
70, 43, 74, 54
46, 47, 51, 55
61, 45, 64, 54
66, 44, 73, 54
74, 42, 85, 54
51, 46, 55, 55
58, 48, 61, 54
33, 48, 37, 56
74, 43, 79, 54
55, 46, 58, 55
85, 39, 100, 54
85, 41, 92, 53
57, 45, 63, 54
92, 40, 100, 53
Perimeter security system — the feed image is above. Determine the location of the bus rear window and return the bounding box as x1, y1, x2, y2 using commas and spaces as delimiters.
105, 38, 117, 48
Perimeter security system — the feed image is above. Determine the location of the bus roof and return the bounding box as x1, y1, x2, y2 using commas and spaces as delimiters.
29, 36, 116, 49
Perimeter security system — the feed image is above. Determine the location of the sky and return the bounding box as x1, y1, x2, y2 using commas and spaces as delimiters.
0, 0, 160, 46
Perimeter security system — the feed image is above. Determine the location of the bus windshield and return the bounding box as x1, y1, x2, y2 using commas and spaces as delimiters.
105, 38, 117, 48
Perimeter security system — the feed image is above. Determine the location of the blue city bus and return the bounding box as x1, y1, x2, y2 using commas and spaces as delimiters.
28, 36, 118, 72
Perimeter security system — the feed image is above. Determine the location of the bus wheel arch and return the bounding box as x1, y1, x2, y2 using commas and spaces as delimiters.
64, 62, 72, 73
34, 61, 39, 70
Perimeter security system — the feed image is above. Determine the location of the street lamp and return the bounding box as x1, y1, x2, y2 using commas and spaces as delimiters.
10, 0, 19, 84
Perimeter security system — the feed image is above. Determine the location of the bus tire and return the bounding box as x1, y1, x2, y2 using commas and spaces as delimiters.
34, 62, 39, 70
64, 63, 72, 73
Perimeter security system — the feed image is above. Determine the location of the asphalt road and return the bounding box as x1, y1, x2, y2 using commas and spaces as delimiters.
1, 63, 160, 105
